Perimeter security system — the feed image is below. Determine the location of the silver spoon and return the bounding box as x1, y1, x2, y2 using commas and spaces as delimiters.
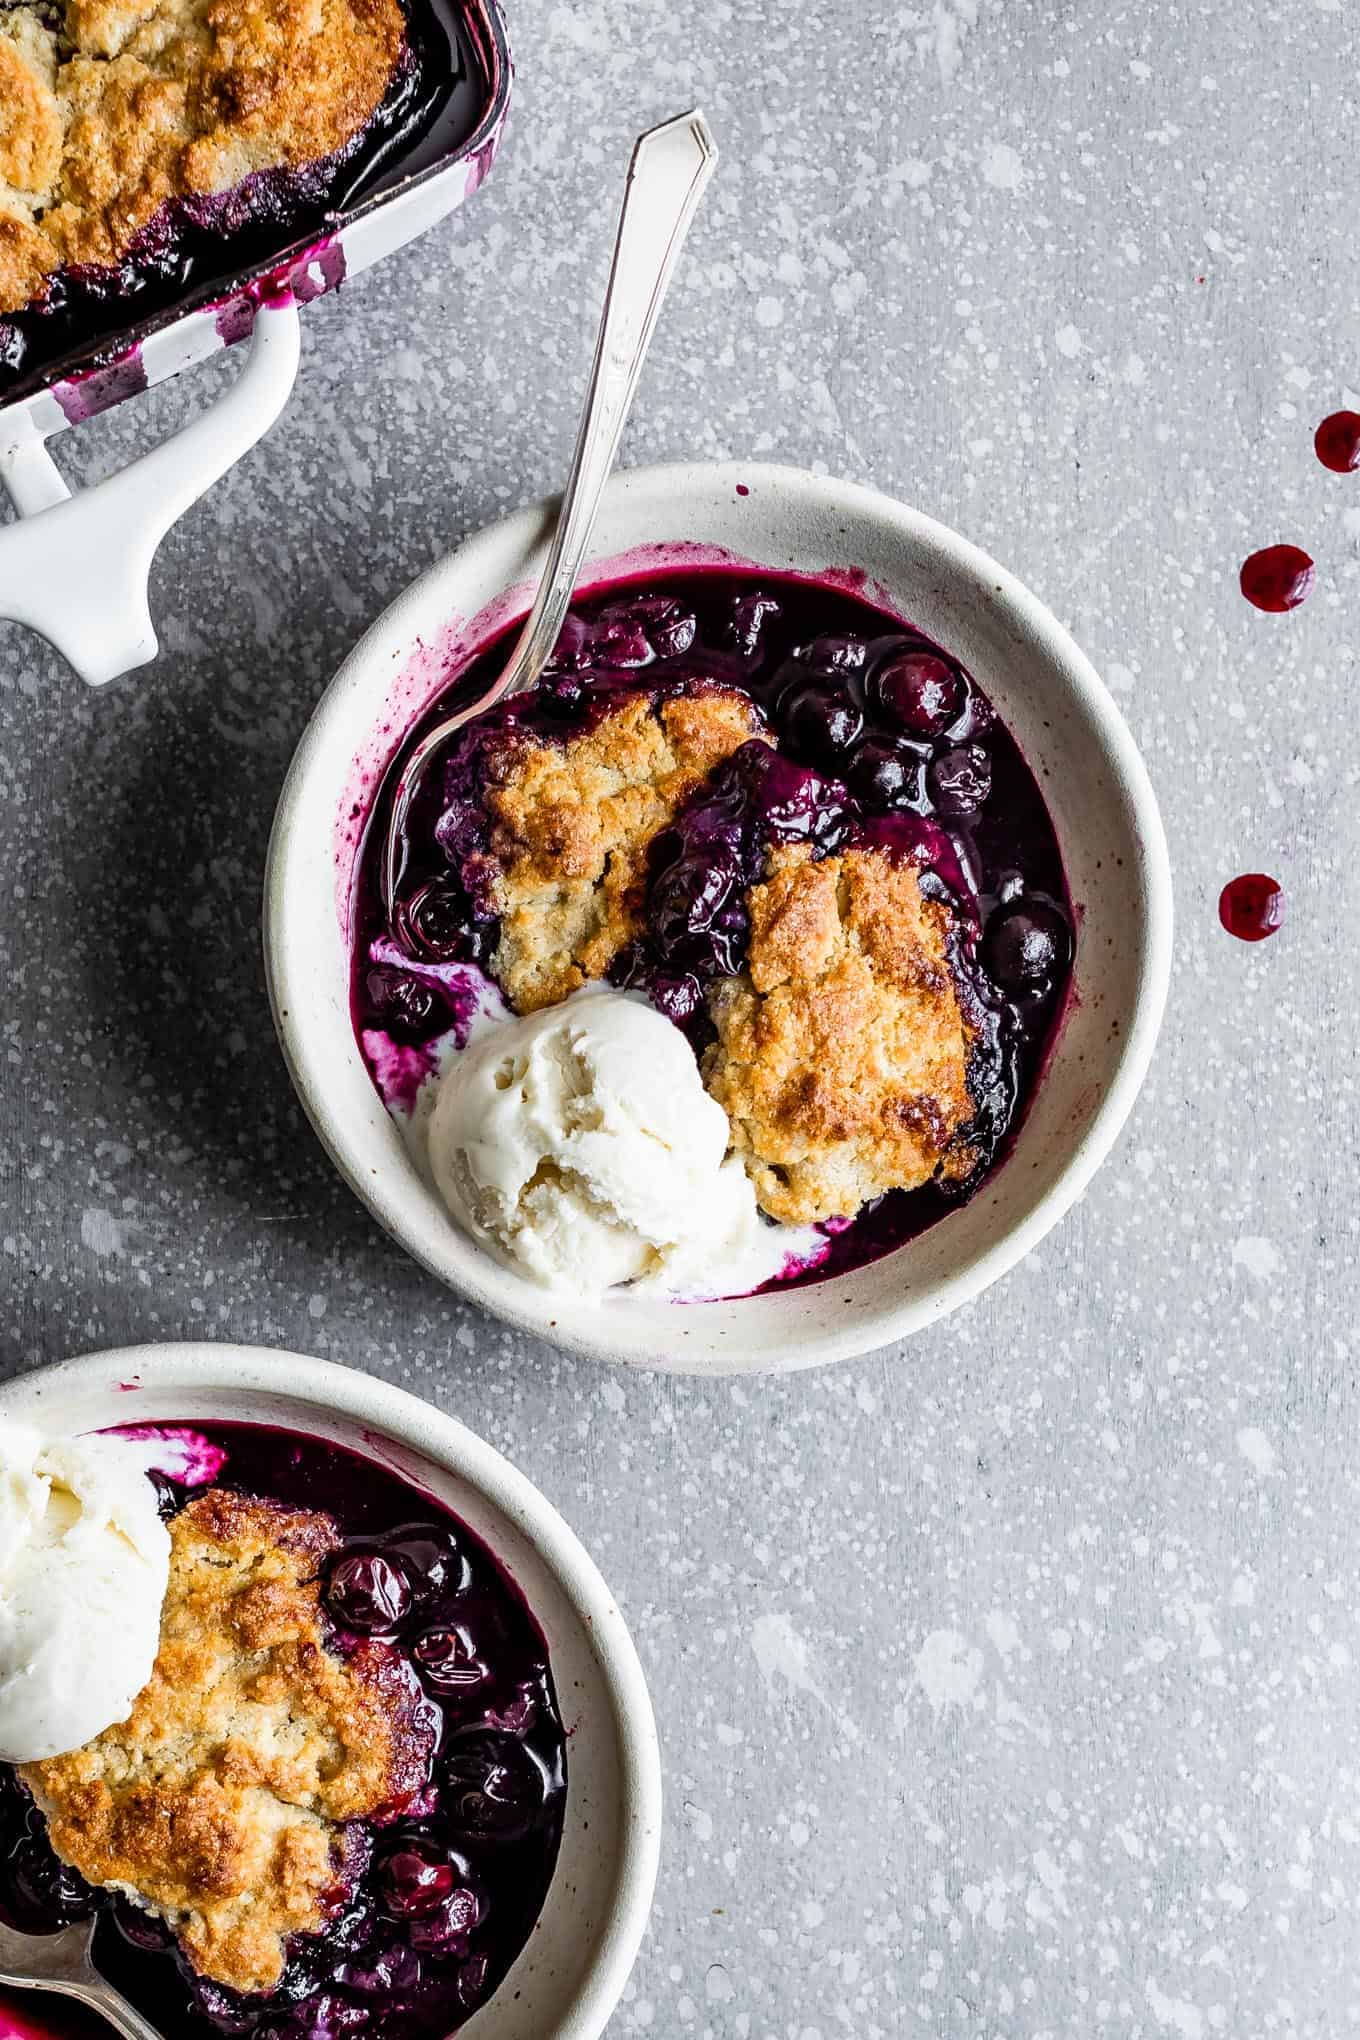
379, 106, 718, 923
0, 1918, 166, 2038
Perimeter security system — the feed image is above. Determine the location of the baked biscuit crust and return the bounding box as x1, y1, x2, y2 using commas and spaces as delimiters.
482, 687, 766, 1014
0, 0, 405, 316
22, 1489, 436, 1996
704, 842, 977, 1225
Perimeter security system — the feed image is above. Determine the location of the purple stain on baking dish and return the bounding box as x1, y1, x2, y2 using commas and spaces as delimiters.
294, 242, 349, 306
215, 242, 350, 344
52, 345, 148, 426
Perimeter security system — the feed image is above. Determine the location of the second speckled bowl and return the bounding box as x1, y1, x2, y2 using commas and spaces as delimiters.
0, 1345, 661, 2040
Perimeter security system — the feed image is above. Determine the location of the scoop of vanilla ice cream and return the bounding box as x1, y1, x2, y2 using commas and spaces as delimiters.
0, 1420, 171, 1762
428, 986, 799, 1297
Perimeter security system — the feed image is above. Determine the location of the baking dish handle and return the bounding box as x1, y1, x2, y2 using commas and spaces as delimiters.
0, 297, 301, 686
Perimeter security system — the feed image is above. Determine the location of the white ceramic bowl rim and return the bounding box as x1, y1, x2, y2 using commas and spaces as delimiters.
265, 461, 1174, 1372
0, 1343, 662, 2040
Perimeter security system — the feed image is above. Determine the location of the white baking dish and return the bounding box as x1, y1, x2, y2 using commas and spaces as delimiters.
0, 0, 511, 687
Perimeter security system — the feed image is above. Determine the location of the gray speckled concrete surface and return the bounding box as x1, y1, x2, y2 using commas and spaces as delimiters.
3, 0, 1359, 2032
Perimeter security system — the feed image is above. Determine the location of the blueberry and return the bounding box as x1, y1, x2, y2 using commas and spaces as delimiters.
457, 1952, 492, 2009
649, 607, 698, 660
799, 634, 867, 675
983, 902, 1070, 990
364, 967, 439, 1043
399, 881, 475, 963
591, 613, 653, 668
189, 1977, 259, 2036
612, 595, 697, 659
652, 850, 742, 957
540, 668, 587, 717
383, 1531, 471, 1605
781, 683, 864, 764
444, 1732, 547, 1842
705, 897, 753, 979
433, 785, 488, 870
377, 1840, 462, 1919
272, 1993, 370, 2039
3, 1841, 96, 1929
643, 970, 707, 1029
875, 650, 967, 735
729, 592, 781, 657
753, 749, 850, 850
544, 614, 591, 673
413, 1624, 489, 1695
322, 1882, 377, 1957
406, 1883, 484, 1953
337, 1945, 423, 1998
927, 744, 992, 817
325, 1552, 412, 1635
848, 738, 928, 812
112, 1896, 173, 1950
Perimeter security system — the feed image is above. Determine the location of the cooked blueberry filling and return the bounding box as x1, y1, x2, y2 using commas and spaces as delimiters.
0, 1423, 566, 2040
351, 567, 1073, 1288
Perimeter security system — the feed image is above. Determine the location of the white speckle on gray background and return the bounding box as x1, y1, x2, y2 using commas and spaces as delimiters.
3, 0, 1360, 2032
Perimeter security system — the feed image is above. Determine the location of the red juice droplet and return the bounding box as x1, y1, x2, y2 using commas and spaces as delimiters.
1239, 544, 1315, 612
1315, 410, 1360, 474
1219, 873, 1285, 941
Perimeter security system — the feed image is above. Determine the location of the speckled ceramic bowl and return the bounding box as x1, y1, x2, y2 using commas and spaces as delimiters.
0, 1344, 662, 2040
265, 461, 1173, 1373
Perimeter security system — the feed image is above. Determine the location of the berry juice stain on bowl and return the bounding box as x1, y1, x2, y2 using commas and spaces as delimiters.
0, 1422, 567, 2040
346, 567, 1075, 1302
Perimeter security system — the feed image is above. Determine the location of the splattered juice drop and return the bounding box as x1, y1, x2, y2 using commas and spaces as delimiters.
1239, 544, 1315, 612
1315, 410, 1360, 474
1219, 873, 1285, 941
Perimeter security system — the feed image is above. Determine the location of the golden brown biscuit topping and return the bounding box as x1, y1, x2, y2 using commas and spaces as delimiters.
703, 842, 977, 1225
22, 1489, 436, 1996
481, 687, 766, 1014
0, 0, 404, 316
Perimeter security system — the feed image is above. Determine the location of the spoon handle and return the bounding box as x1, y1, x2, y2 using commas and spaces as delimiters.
378, 109, 717, 919
493, 108, 718, 700
38, 1978, 167, 2040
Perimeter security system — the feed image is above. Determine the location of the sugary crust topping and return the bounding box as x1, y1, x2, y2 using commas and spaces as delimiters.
22, 1489, 435, 1996
484, 688, 766, 1014
0, 32, 62, 194
0, 0, 404, 315
0, 207, 58, 316
703, 842, 977, 1225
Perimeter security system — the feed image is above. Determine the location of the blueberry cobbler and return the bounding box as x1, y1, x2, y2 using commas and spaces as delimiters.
350, 568, 1074, 1300
0, 1421, 566, 2040
0, 0, 490, 398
